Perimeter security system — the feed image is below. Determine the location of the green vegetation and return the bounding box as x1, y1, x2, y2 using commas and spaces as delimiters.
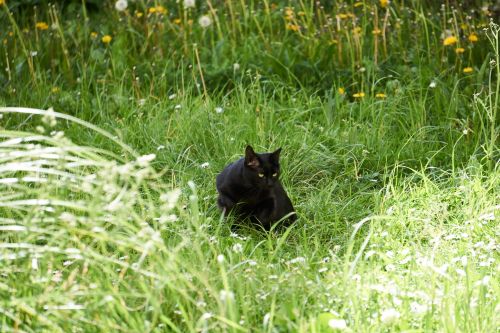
0, 0, 498, 332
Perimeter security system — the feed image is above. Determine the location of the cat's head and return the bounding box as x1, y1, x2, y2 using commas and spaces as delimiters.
244, 145, 281, 188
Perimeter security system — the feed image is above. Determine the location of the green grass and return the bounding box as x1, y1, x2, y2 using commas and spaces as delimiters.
0, 1, 499, 332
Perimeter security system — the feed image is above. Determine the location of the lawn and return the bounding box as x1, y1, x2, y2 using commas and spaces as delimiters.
0, 0, 499, 332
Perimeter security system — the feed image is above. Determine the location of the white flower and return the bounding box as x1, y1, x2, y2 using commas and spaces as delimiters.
232, 243, 243, 253
219, 290, 234, 301
217, 254, 225, 263
429, 81, 437, 88
30, 51, 38, 57
115, 0, 128, 12
410, 302, 428, 315
200, 162, 210, 169
328, 318, 347, 330
168, 93, 176, 100
233, 63, 240, 71
287, 256, 306, 264
184, 0, 196, 8
380, 308, 400, 324
42, 107, 57, 127
198, 15, 212, 28
215, 106, 224, 113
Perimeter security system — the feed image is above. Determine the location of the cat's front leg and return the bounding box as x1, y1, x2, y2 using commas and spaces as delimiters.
217, 193, 236, 216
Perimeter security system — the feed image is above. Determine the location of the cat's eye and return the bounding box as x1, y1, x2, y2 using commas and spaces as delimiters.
272, 173, 278, 177
258, 173, 265, 178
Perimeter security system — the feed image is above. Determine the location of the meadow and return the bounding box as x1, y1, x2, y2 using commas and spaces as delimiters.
0, 0, 499, 332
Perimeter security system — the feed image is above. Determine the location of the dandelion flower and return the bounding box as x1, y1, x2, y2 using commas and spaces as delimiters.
380, 0, 389, 8
338, 87, 345, 95
328, 319, 348, 330
380, 308, 400, 324
353, 92, 365, 98
90, 31, 98, 39
184, 0, 196, 8
455, 47, 465, 54
135, 11, 144, 18
353, 27, 362, 34
0, 0, 5, 5
468, 33, 478, 42
115, 0, 127, 12
102, 35, 112, 44
155, 5, 167, 14
443, 36, 457, 46
35, 22, 49, 30
376, 93, 387, 98
198, 15, 212, 28
463, 67, 473, 73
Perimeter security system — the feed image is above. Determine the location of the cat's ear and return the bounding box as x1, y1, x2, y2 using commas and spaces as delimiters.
245, 145, 260, 168
270, 148, 282, 163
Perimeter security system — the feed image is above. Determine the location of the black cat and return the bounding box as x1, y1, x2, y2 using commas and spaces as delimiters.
216, 145, 296, 229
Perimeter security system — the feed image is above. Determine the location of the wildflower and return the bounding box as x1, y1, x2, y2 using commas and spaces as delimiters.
233, 63, 240, 71
328, 318, 348, 330
232, 243, 243, 253
173, 18, 181, 24
354, 2, 363, 7
287, 24, 300, 32
219, 290, 235, 302
90, 31, 98, 39
217, 254, 225, 263
35, 22, 49, 30
135, 11, 143, 18
0, 0, 5, 5
30, 51, 38, 57
115, 0, 127, 12
42, 107, 57, 127
215, 107, 224, 113
443, 36, 457, 46
463, 67, 473, 73
102, 35, 112, 44
429, 81, 437, 88
51, 87, 60, 93
155, 5, 167, 14
380, 308, 400, 324
184, 0, 195, 8
200, 162, 210, 168
372, 28, 382, 35
338, 87, 345, 95
198, 15, 212, 28
353, 92, 365, 98
468, 33, 478, 42
455, 47, 465, 54
338, 13, 348, 19
353, 27, 362, 34
380, 0, 389, 8
287, 257, 306, 264
376, 93, 387, 98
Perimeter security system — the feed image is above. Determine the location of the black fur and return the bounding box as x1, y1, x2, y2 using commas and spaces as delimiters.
216, 145, 296, 229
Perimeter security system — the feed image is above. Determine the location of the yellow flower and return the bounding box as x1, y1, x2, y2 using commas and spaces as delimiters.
148, 7, 156, 14
380, 0, 389, 8
353, 27, 362, 35
135, 11, 144, 18
463, 67, 473, 73
468, 33, 478, 42
353, 92, 365, 98
338, 87, 345, 95
443, 36, 457, 46
8, 31, 14, 37
338, 13, 348, 19
455, 47, 465, 54
375, 93, 387, 98
101, 35, 112, 44
155, 5, 167, 14
35, 22, 49, 30
287, 24, 300, 32
173, 18, 182, 24
372, 28, 381, 35
354, 2, 363, 7
51, 87, 60, 93
90, 31, 98, 39
0, 0, 5, 5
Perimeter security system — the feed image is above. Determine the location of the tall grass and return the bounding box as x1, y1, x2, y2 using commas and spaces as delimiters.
0, 1, 499, 332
